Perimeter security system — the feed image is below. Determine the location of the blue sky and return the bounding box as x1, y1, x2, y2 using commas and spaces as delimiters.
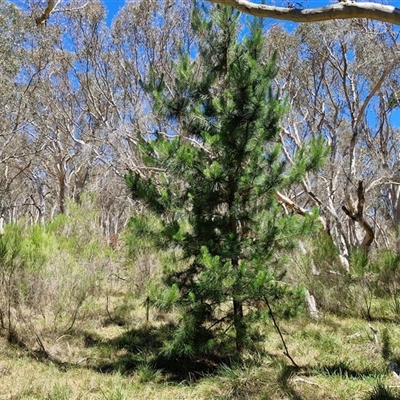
103, 0, 125, 25
10, 0, 400, 129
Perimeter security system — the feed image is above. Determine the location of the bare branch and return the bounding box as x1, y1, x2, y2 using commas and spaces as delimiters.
34, 0, 90, 26
35, 0, 59, 26
355, 63, 394, 129
206, 1, 400, 26
275, 190, 327, 230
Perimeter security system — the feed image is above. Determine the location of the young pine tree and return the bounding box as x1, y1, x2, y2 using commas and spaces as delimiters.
126, 6, 327, 356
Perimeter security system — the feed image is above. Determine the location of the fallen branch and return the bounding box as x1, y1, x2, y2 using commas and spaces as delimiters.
292, 377, 321, 387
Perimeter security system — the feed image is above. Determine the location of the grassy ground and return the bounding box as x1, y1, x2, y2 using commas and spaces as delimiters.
1, 211, 400, 399
1, 312, 400, 399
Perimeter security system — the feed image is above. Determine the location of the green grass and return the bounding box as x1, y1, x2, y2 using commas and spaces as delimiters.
2, 201, 400, 399
0, 313, 400, 399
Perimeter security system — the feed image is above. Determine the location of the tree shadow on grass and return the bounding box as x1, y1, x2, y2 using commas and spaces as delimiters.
367, 383, 400, 400
271, 357, 392, 400
366, 384, 400, 400
91, 323, 228, 382
312, 361, 382, 379
307, 361, 400, 400
276, 363, 304, 400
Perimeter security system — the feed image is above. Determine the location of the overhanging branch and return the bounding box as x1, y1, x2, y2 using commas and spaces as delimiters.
206, 1, 400, 26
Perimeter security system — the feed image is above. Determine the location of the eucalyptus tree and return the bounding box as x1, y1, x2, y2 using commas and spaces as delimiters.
16, 2, 107, 219
110, 0, 194, 169
87, 0, 196, 237
0, 0, 41, 224
32, 0, 400, 26
0, 1, 124, 229
0, 0, 196, 235
265, 20, 400, 259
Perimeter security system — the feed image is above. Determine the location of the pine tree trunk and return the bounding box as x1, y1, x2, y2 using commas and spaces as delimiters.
229, 191, 245, 353
233, 297, 245, 354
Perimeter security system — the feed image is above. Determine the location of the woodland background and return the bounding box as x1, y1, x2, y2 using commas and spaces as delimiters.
1, 0, 400, 399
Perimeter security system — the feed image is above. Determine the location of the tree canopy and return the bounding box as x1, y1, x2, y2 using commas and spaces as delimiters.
32, 0, 400, 26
